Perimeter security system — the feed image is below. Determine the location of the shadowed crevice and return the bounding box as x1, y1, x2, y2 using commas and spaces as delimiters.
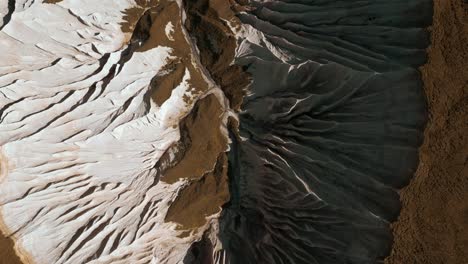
0, 0, 15, 31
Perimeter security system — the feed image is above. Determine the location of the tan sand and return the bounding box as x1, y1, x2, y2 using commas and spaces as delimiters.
43, 0, 63, 4
0, 232, 22, 264
386, 1, 468, 263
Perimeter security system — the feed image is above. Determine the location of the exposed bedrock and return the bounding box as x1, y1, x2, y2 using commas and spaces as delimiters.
212, 0, 432, 263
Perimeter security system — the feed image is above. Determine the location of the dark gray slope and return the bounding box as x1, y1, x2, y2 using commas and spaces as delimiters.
217, 1, 432, 263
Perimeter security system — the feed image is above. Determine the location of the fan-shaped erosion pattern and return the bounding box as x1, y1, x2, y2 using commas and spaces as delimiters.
213, 0, 432, 263
0, 0, 432, 263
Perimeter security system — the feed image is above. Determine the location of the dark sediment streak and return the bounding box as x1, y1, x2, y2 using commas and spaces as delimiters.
0, 0, 15, 31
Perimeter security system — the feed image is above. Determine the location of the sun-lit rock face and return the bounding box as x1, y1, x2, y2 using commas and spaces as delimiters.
0, 0, 431, 263
0, 0, 233, 263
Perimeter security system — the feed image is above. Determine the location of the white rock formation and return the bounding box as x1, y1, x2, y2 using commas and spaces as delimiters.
0, 0, 226, 263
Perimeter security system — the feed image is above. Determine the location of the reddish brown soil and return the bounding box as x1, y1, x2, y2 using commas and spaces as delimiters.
386, 0, 468, 263
0, 231, 21, 264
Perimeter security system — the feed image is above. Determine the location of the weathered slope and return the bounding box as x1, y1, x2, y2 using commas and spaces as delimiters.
218, 0, 432, 263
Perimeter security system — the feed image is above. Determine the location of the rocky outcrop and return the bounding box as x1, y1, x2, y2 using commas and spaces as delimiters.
0, 0, 231, 263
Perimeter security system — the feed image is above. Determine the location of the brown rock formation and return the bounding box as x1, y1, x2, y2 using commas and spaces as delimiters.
43, 0, 63, 4
183, 0, 251, 111
161, 94, 228, 185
